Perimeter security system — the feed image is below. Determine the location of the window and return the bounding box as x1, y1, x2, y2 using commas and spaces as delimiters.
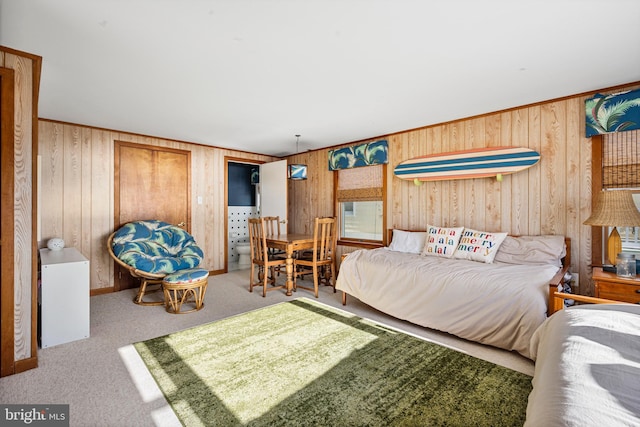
602, 130, 640, 255
335, 164, 385, 244
340, 201, 382, 240
619, 192, 640, 254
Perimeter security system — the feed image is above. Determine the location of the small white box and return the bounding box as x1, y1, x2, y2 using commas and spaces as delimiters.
39, 247, 90, 348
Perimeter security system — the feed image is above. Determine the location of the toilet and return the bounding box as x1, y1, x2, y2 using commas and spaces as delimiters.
236, 242, 251, 266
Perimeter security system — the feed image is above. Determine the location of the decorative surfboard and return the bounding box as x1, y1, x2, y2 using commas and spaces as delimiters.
394, 146, 540, 184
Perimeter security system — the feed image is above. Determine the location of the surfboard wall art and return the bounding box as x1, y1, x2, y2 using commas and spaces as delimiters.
394, 146, 540, 184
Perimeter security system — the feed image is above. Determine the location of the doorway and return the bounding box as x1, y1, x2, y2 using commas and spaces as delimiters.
226, 160, 260, 272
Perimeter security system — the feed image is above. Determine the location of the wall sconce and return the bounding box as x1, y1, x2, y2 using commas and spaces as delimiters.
288, 134, 307, 180
288, 164, 307, 180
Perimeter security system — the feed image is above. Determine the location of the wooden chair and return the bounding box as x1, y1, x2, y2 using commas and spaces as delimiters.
248, 217, 287, 297
262, 216, 287, 277
262, 216, 285, 257
262, 216, 281, 236
294, 217, 337, 298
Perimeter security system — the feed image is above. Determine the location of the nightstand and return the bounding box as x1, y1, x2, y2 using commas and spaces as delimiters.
592, 267, 640, 304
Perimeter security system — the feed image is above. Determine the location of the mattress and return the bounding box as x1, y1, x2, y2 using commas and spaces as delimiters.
336, 247, 560, 358
526, 304, 640, 426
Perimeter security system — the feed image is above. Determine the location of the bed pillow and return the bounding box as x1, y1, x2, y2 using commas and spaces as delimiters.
494, 235, 566, 267
422, 225, 464, 258
388, 230, 428, 254
453, 228, 508, 263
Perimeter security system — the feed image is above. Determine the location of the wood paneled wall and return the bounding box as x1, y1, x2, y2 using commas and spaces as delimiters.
286, 85, 640, 296
38, 120, 278, 292
38, 82, 640, 298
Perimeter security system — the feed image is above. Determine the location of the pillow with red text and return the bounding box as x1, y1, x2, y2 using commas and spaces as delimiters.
453, 228, 508, 263
421, 225, 464, 258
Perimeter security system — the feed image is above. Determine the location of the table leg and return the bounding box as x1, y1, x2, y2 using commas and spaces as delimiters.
285, 247, 294, 296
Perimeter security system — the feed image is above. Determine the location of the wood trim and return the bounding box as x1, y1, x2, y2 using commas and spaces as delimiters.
591, 135, 604, 265
40, 117, 277, 158
0, 67, 15, 377
337, 240, 384, 250
382, 164, 388, 245
30, 54, 42, 366
14, 356, 38, 374
549, 291, 631, 316
90, 287, 115, 297
0, 46, 42, 63
284, 81, 640, 158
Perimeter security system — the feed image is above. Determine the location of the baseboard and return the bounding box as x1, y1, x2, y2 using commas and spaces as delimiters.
90, 287, 115, 297
15, 356, 38, 373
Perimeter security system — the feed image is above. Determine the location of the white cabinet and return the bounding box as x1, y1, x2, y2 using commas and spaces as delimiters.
39, 247, 90, 348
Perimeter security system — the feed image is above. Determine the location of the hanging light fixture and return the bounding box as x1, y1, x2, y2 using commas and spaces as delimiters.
288, 134, 307, 180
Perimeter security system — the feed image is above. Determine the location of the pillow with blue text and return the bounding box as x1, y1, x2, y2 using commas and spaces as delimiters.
422, 225, 464, 258
453, 228, 508, 263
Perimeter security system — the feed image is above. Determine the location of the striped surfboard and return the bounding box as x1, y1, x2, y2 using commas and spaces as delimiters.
394, 147, 540, 182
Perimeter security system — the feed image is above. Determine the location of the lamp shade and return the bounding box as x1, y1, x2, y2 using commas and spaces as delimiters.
583, 190, 640, 226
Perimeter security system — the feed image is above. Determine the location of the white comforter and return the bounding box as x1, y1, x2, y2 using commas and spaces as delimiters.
336, 248, 559, 358
526, 305, 640, 426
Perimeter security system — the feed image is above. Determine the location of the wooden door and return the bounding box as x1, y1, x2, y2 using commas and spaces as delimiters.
114, 141, 191, 290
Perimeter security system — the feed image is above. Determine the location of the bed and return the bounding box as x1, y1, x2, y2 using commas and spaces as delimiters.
335, 228, 569, 359
526, 301, 640, 426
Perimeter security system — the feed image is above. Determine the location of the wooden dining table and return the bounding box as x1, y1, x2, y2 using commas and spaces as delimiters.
265, 233, 317, 296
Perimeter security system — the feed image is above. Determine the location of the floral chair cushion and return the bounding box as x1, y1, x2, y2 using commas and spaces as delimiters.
163, 268, 209, 284
111, 220, 203, 274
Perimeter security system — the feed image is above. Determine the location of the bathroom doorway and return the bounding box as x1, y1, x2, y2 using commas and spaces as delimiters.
226, 160, 260, 271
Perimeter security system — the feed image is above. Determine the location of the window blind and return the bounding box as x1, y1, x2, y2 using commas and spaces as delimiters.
603, 129, 640, 189
337, 164, 383, 202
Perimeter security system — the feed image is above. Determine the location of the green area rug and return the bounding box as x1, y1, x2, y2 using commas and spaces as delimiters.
134, 299, 532, 426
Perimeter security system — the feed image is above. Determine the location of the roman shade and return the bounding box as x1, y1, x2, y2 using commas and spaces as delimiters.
336, 164, 383, 202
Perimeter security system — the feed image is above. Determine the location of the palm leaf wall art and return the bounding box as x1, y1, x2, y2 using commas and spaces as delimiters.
586, 88, 640, 137
328, 139, 388, 170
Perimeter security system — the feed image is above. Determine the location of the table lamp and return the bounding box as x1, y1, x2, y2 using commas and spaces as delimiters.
583, 190, 640, 265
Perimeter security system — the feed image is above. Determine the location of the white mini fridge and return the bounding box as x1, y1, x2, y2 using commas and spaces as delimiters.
39, 247, 90, 348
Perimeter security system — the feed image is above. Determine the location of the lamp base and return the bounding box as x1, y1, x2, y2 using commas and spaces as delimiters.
606, 227, 622, 266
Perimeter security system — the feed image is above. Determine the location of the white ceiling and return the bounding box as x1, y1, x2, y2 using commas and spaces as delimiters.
2, 1, 640, 157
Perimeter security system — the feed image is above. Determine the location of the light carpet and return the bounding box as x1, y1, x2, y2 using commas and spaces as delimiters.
135, 298, 532, 426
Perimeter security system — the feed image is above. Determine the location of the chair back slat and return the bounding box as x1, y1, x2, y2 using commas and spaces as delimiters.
292, 217, 337, 297
248, 218, 269, 263
248, 217, 287, 296
313, 217, 336, 262
262, 216, 281, 236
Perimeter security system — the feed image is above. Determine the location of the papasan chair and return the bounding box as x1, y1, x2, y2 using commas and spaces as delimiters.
107, 220, 207, 308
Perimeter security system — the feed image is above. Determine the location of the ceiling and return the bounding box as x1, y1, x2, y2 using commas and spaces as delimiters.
2, 1, 640, 157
